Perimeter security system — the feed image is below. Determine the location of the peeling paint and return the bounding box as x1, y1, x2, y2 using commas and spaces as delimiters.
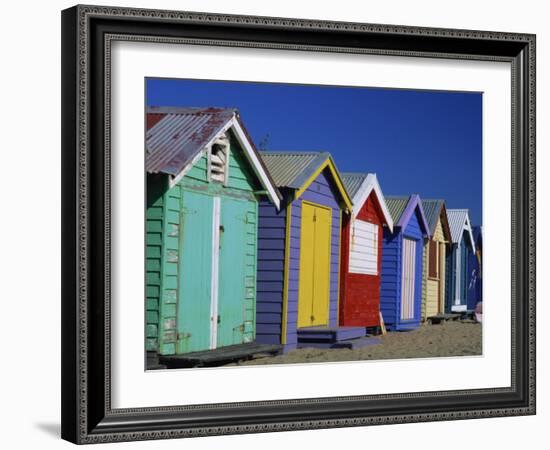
166, 250, 178, 263
164, 318, 176, 330
168, 223, 179, 237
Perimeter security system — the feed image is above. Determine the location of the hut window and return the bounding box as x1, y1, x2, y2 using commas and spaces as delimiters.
349, 219, 378, 275
428, 240, 438, 278
209, 135, 229, 184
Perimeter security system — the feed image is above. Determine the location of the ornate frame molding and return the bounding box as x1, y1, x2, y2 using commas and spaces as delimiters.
61, 4, 535, 444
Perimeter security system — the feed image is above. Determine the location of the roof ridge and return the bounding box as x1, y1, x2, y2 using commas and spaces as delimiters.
340, 172, 371, 177
260, 151, 326, 155
147, 106, 237, 114
386, 195, 412, 199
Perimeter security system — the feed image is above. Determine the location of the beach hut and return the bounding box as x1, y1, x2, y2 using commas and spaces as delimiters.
255, 152, 354, 351
467, 226, 483, 310
445, 209, 475, 313
420, 199, 452, 321
145, 107, 281, 356
338, 173, 394, 328
380, 195, 430, 331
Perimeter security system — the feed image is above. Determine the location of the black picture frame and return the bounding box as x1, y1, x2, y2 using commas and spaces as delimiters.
61, 4, 536, 444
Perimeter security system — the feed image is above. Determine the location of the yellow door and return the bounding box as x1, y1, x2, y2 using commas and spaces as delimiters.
298, 202, 332, 327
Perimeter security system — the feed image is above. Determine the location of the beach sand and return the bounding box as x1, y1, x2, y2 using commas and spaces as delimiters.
232, 320, 482, 366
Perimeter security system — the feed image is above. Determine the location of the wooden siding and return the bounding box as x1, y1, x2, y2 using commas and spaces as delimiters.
145, 174, 166, 352
381, 207, 424, 330
158, 182, 183, 355
227, 132, 260, 192
152, 133, 261, 355
339, 193, 384, 327
256, 200, 287, 345
380, 231, 401, 327
256, 168, 343, 349
421, 219, 447, 320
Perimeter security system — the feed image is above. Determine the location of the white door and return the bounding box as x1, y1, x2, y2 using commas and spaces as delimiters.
401, 238, 416, 320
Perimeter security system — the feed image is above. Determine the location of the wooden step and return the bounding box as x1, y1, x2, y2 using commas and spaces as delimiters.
297, 326, 366, 342
427, 313, 462, 324
159, 343, 282, 368
297, 336, 381, 350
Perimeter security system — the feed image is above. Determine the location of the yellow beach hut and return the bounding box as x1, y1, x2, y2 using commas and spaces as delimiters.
420, 199, 452, 320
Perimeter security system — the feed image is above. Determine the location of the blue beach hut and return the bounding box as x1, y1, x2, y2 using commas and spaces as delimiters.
467, 225, 483, 310
445, 209, 475, 313
380, 195, 430, 331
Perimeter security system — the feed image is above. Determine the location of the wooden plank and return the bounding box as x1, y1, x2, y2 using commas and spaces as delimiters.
379, 312, 387, 335
159, 343, 282, 367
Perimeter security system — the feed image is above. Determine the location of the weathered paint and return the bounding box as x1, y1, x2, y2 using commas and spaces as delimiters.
217, 196, 257, 347
256, 168, 343, 350
146, 107, 281, 209
380, 200, 428, 331
147, 126, 268, 356
177, 188, 214, 354
339, 194, 385, 327
145, 174, 167, 352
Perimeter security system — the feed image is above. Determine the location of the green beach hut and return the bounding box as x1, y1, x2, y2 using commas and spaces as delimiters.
145, 107, 281, 357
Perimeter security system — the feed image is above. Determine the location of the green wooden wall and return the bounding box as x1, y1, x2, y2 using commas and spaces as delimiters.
146, 129, 262, 355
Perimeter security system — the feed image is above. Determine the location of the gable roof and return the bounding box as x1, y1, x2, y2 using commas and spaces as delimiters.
421, 199, 452, 242
260, 151, 353, 210
447, 209, 475, 252
341, 173, 393, 232
145, 107, 281, 209
385, 195, 430, 238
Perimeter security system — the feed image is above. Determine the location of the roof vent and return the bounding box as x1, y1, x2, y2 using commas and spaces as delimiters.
210, 134, 229, 184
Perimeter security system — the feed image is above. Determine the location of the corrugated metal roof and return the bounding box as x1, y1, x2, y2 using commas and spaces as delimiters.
146, 107, 236, 175
447, 209, 475, 251
259, 152, 329, 188
421, 199, 444, 236
385, 196, 410, 223
341, 173, 368, 199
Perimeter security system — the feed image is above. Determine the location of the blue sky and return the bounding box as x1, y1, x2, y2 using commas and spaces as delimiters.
147, 78, 482, 225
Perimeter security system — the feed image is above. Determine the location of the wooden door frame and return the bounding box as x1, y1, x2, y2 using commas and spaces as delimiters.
298, 200, 333, 327
400, 236, 417, 321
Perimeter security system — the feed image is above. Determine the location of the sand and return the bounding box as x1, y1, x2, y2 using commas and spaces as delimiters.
232, 320, 482, 366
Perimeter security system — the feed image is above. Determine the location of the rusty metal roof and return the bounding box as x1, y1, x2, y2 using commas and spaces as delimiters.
146, 107, 236, 175
259, 152, 329, 188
